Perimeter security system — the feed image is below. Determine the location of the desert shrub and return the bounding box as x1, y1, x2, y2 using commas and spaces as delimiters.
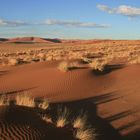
38, 99, 49, 110
128, 56, 140, 64
89, 59, 107, 71
75, 128, 97, 140
0, 95, 9, 106
58, 61, 79, 72
23, 56, 32, 63
73, 114, 87, 129
56, 107, 69, 128
46, 55, 53, 61
81, 57, 92, 64
8, 58, 19, 66
58, 61, 69, 72
16, 94, 35, 107
37, 53, 46, 61
42, 115, 53, 124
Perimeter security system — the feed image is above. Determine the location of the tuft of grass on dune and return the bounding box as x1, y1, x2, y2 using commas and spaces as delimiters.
73, 114, 87, 129
75, 128, 97, 140
8, 58, 19, 66
42, 114, 53, 124
58, 61, 69, 72
58, 61, 80, 72
56, 107, 70, 128
38, 99, 49, 110
89, 59, 107, 72
0, 95, 9, 106
16, 93, 35, 108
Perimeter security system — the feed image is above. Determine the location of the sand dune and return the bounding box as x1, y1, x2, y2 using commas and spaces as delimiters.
2, 37, 61, 43
0, 61, 140, 139
0, 62, 139, 102
0, 106, 47, 140
0, 39, 140, 139
0, 61, 116, 101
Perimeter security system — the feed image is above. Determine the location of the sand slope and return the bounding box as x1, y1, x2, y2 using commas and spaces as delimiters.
0, 106, 47, 140
0, 62, 140, 139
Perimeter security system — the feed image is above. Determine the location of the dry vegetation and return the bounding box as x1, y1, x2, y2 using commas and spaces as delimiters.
0, 39, 139, 139
58, 61, 69, 72
42, 115, 53, 124
0, 93, 97, 140
58, 61, 79, 72
89, 59, 108, 71
0, 40, 140, 68
56, 107, 69, 127
73, 114, 87, 129
0, 95, 9, 106
75, 128, 97, 140
38, 98, 49, 110
16, 93, 35, 107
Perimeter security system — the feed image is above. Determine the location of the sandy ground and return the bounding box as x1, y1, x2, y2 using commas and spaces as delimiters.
0, 39, 140, 140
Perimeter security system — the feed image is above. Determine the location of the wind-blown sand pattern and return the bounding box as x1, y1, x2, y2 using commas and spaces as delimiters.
0, 38, 140, 140
0, 106, 45, 140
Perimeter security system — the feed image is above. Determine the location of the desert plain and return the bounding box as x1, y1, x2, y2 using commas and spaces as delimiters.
0, 37, 140, 140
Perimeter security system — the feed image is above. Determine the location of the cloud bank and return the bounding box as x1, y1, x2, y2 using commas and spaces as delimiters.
0, 18, 110, 29
0, 19, 29, 26
45, 19, 110, 28
97, 4, 140, 17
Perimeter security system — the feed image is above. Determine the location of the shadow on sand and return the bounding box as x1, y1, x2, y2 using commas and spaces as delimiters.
92, 64, 124, 76
49, 91, 140, 140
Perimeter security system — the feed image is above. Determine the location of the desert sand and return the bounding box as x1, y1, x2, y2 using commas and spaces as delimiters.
0, 38, 140, 140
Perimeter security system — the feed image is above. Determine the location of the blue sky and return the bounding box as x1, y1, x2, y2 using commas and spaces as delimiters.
0, 0, 140, 39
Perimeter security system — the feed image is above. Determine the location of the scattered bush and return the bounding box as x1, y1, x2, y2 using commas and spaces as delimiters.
16, 94, 35, 108
0, 95, 9, 106
42, 115, 53, 124
89, 59, 107, 71
8, 58, 19, 66
58, 61, 69, 72
38, 99, 49, 110
56, 107, 69, 127
75, 128, 97, 140
73, 114, 87, 129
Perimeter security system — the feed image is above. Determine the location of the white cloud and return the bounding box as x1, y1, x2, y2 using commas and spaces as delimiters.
45, 19, 110, 28
0, 18, 110, 29
0, 19, 29, 26
97, 4, 140, 17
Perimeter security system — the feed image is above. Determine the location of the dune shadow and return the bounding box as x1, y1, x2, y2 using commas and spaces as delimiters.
49, 92, 124, 140
13, 42, 35, 44
69, 66, 88, 71
48, 91, 140, 140
123, 129, 140, 140
42, 38, 62, 43
92, 64, 125, 76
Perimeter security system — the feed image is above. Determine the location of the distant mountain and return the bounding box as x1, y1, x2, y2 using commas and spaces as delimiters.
0, 38, 9, 42
3, 37, 61, 43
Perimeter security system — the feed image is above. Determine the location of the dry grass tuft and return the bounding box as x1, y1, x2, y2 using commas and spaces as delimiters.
56, 107, 69, 128
38, 99, 49, 110
16, 93, 35, 107
81, 57, 92, 64
58, 61, 69, 72
8, 58, 19, 66
0, 95, 9, 106
75, 128, 97, 140
73, 114, 87, 129
58, 61, 80, 72
42, 115, 53, 124
89, 59, 107, 71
